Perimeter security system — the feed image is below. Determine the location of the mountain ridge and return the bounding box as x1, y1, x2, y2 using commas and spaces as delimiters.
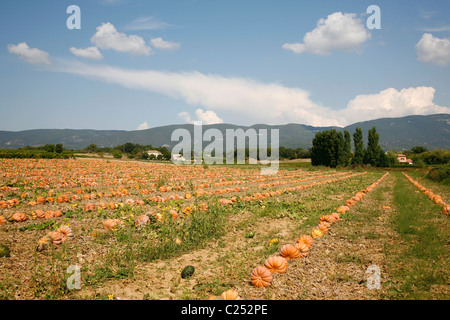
0, 114, 448, 151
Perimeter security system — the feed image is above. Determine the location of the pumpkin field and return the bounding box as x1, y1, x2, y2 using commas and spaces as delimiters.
0, 158, 448, 300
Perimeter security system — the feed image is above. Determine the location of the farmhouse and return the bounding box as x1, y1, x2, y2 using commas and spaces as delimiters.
397, 154, 413, 164
146, 150, 163, 157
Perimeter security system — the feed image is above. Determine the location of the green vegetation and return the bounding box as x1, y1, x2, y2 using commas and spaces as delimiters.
386, 172, 449, 299
311, 126, 389, 168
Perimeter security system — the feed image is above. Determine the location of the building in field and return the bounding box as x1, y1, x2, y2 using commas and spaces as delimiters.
146, 150, 163, 158
397, 154, 413, 164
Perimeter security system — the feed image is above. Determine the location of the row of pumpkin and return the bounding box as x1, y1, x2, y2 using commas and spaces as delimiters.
402, 172, 449, 216
211, 172, 390, 300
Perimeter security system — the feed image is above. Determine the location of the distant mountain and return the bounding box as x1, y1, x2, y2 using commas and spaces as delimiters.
0, 114, 448, 151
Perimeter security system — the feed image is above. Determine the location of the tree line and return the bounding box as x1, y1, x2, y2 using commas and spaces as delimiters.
311, 126, 393, 168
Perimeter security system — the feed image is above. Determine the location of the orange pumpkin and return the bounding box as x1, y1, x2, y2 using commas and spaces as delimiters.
220, 289, 242, 300
44, 211, 54, 219
294, 242, 310, 257
250, 266, 273, 288
36, 235, 51, 251
317, 223, 329, 234
103, 218, 124, 231
12, 212, 28, 223
84, 203, 96, 212
297, 235, 313, 249
57, 225, 74, 241
35, 209, 45, 219
135, 215, 150, 227
336, 206, 349, 214
264, 256, 288, 274
47, 231, 63, 245
279, 244, 300, 260
0, 215, 7, 226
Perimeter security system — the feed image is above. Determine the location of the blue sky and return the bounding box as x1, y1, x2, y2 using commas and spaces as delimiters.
1, 0, 449, 131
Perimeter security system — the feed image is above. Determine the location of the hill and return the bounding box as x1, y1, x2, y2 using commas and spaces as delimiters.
0, 114, 448, 151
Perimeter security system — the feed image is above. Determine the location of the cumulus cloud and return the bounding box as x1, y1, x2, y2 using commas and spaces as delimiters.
282, 12, 371, 55
7, 42, 50, 65
179, 109, 223, 124
337, 86, 450, 125
91, 22, 152, 56
150, 37, 180, 50
70, 46, 103, 60
57, 61, 449, 127
137, 121, 150, 130
416, 33, 450, 66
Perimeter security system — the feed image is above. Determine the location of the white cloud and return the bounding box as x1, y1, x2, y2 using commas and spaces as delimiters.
416, 33, 450, 66
282, 12, 371, 55
137, 121, 150, 130
91, 22, 152, 56
57, 61, 449, 127
178, 109, 224, 125
150, 37, 180, 50
338, 87, 450, 125
7, 42, 50, 65
70, 46, 103, 60
178, 111, 193, 123
124, 16, 175, 31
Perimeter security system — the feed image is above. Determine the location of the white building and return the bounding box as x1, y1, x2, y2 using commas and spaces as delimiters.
146, 150, 163, 157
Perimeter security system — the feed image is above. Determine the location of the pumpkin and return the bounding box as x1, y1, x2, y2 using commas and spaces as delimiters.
181, 265, 195, 279
36, 236, 51, 251
317, 223, 328, 234
251, 266, 273, 288
0, 216, 7, 226
35, 210, 45, 219
330, 212, 341, 221
345, 199, 356, 207
0, 243, 10, 257
44, 211, 54, 219
53, 210, 62, 218
3, 213, 14, 223
103, 219, 124, 231
443, 206, 449, 216
57, 225, 74, 241
311, 228, 324, 238
221, 289, 242, 300
297, 235, 313, 249
295, 242, 310, 257
135, 215, 150, 228
279, 244, 300, 260
337, 206, 349, 214
207, 295, 223, 300
47, 231, 63, 245
12, 212, 28, 223
84, 203, 96, 212
264, 256, 288, 274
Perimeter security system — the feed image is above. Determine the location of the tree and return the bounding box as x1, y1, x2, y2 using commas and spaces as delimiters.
343, 130, 352, 166
352, 127, 365, 165
111, 149, 122, 159
364, 126, 388, 167
311, 129, 346, 168
85, 144, 98, 153
43, 144, 55, 153
55, 144, 63, 153
410, 146, 428, 154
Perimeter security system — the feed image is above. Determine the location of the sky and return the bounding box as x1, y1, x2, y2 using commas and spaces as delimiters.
1, 0, 449, 131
